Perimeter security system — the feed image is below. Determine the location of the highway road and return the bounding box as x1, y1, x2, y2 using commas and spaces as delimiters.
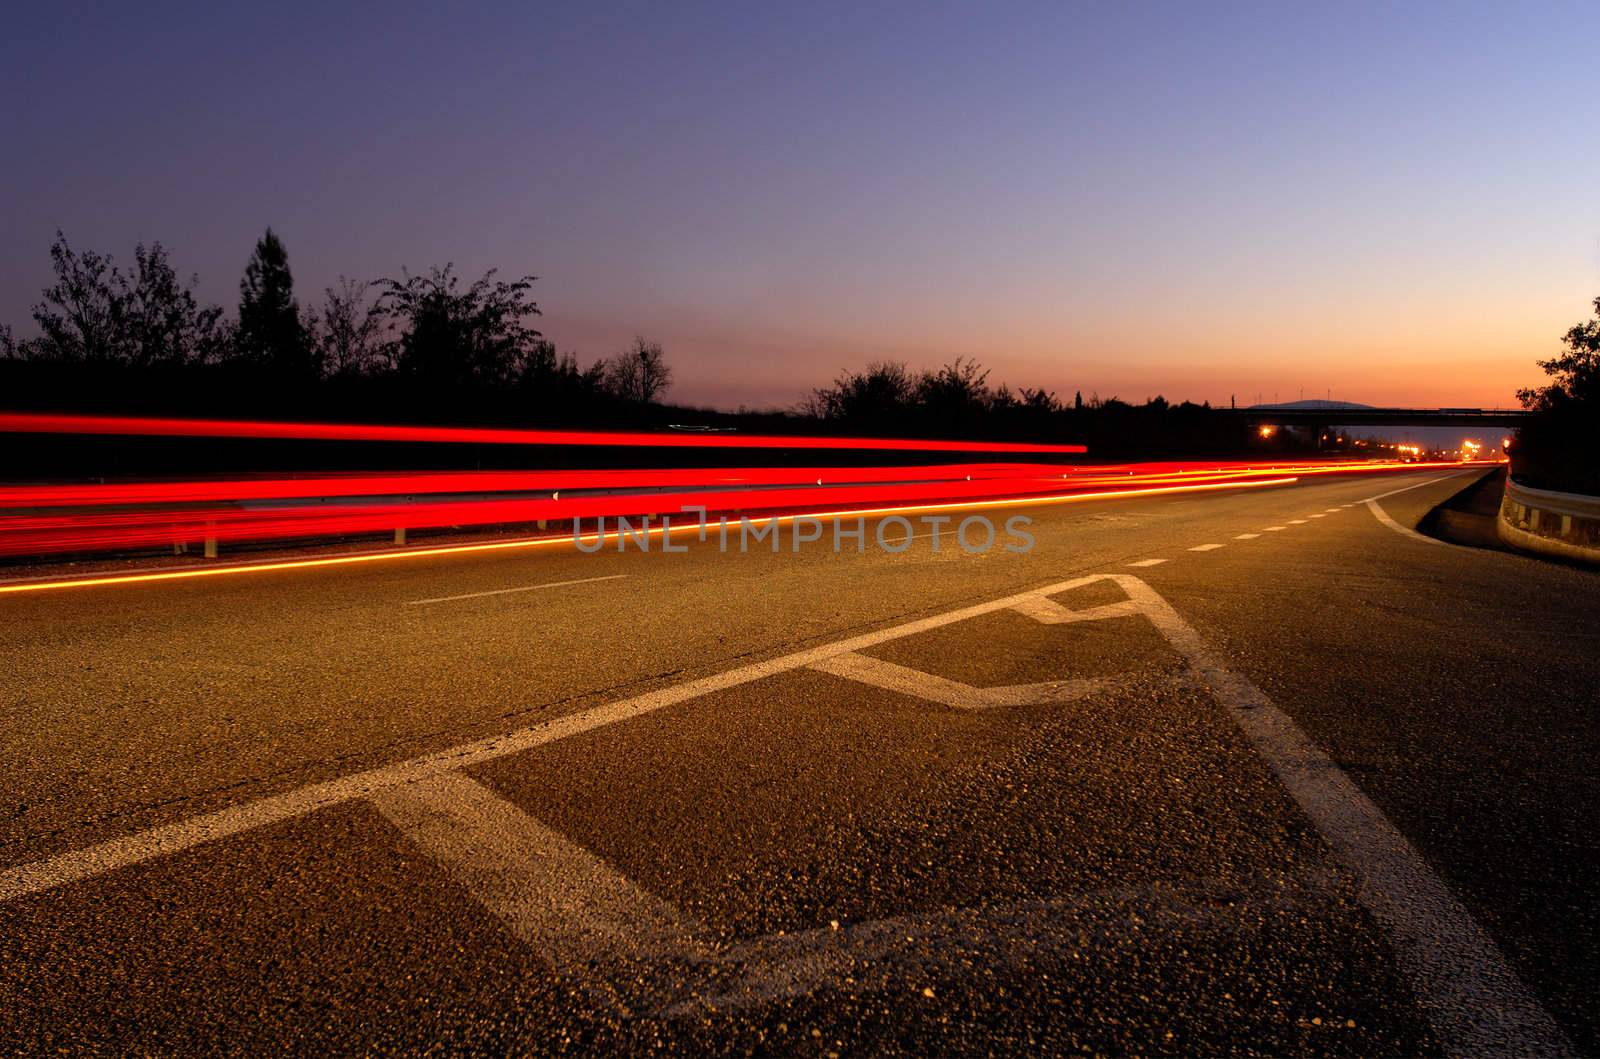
1, 468, 1596, 1055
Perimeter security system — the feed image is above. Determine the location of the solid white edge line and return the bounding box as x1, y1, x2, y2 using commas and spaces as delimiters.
1360, 470, 1478, 504
1362, 470, 1483, 547
1106, 576, 1571, 1057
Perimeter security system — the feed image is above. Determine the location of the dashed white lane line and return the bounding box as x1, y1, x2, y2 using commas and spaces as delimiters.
1308, 514, 1327, 519
1324, 508, 1342, 513
1126, 558, 1167, 567
1188, 544, 1224, 552
1287, 519, 1309, 524
405, 574, 628, 605
1234, 533, 1261, 540
1264, 526, 1287, 532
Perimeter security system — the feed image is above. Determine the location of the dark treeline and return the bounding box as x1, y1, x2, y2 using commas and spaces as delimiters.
1, 229, 1262, 458
0, 230, 672, 428
803, 358, 1262, 455
1514, 294, 1600, 493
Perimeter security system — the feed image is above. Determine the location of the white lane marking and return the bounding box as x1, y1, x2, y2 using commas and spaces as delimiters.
1264, 526, 1287, 532
811, 650, 1108, 710
0, 576, 1158, 904
1308, 514, 1327, 519
1234, 533, 1261, 540
372, 771, 706, 966
1010, 595, 1141, 624
1360, 470, 1477, 504
1361, 470, 1480, 547
1366, 500, 1447, 546
1126, 558, 1167, 567
1324, 508, 1342, 513
667, 874, 1336, 1018
1104, 576, 1569, 1057
1188, 544, 1224, 552
1341, 503, 1355, 508
405, 574, 628, 605
1287, 519, 1309, 524
1, 572, 1565, 1056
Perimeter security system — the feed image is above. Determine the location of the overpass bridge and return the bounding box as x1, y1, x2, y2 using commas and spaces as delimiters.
1226, 406, 1530, 428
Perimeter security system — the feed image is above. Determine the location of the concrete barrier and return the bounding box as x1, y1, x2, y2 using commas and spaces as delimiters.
1499, 477, 1600, 564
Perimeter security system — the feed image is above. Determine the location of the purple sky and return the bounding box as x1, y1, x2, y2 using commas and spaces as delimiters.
5, 2, 1598, 410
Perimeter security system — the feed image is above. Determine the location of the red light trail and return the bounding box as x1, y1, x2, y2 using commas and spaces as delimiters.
0, 413, 1088, 454
0, 476, 1306, 595
0, 458, 1482, 560
0, 410, 1494, 583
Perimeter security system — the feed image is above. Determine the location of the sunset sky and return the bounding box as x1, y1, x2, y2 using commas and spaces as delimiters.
5, 2, 1598, 410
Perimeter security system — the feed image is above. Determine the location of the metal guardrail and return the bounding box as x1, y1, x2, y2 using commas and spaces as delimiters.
1504, 478, 1600, 520
1499, 477, 1600, 561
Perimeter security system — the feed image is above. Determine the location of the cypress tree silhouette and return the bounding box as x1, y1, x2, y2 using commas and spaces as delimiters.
237, 229, 316, 380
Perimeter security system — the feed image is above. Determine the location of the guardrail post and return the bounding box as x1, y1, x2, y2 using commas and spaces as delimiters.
204, 534, 217, 559
395, 527, 407, 545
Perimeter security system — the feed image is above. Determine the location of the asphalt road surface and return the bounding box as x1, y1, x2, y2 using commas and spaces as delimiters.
2, 469, 1597, 1056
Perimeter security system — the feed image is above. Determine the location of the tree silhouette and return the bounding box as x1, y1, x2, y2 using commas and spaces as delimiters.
1513, 294, 1600, 491
603, 337, 673, 403
315, 277, 386, 378
915, 357, 992, 431
238, 229, 316, 379
15, 233, 122, 363
8, 232, 223, 367
377, 265, 542, 390
0, 229, 1261, 459
125, 242, 228, 368
808, 361, 917, 421
1519, 295, 1600, 411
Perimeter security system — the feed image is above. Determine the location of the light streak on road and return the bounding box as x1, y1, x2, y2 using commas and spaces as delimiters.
0, 477, 1302, 595
0, 408, 1495, 576
0, 412, 1089, 453
0, 461, 1479, 558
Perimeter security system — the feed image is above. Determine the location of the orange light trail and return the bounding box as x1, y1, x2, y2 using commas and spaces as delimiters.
0, 476, 1299, 595
0, 460, 1473, 557
0, 394, 1496, 599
